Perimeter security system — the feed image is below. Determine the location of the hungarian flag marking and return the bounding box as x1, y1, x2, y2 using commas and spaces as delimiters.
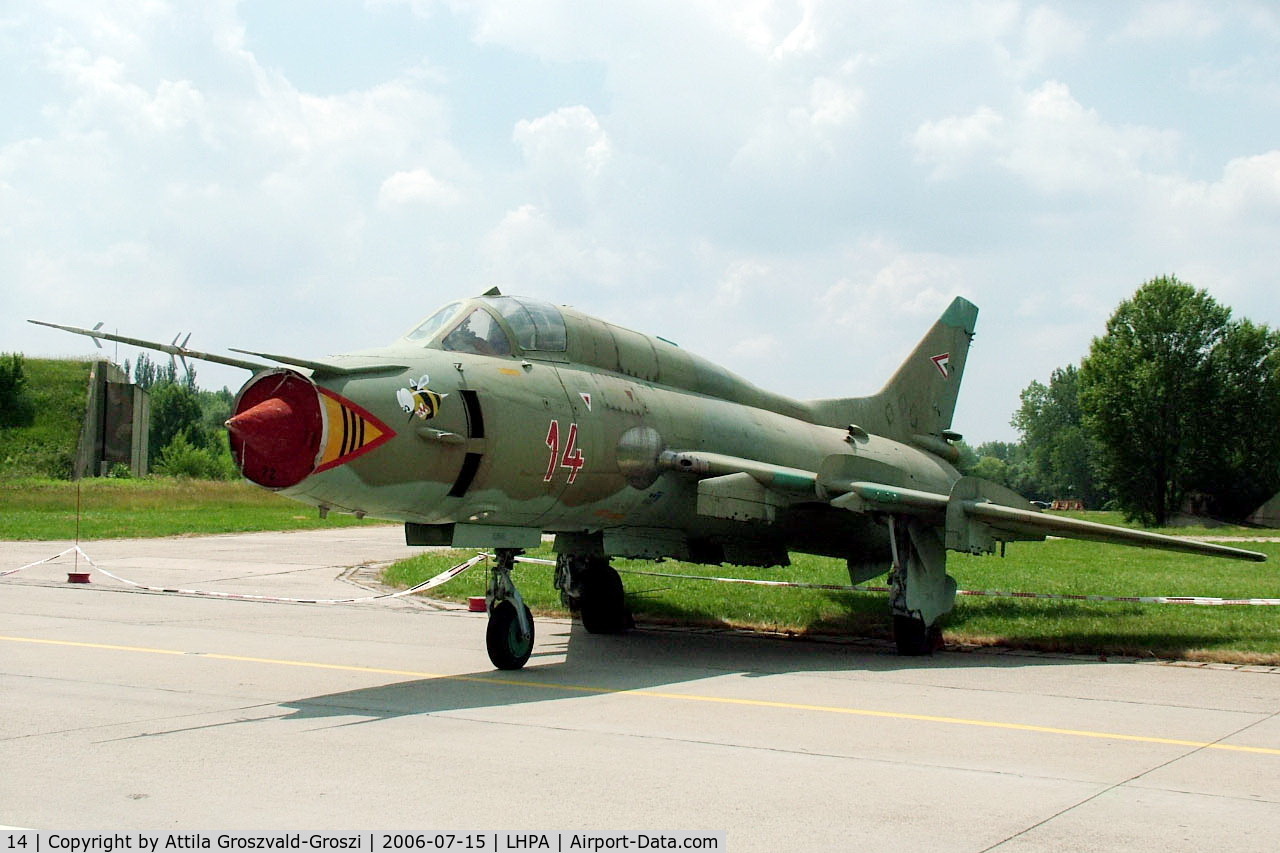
931, 353, 951, 378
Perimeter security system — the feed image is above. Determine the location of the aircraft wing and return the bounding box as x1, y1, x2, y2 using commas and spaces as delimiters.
833, 478, 1266, 562
29, 321, 407, 377
661, 450, 1266, 563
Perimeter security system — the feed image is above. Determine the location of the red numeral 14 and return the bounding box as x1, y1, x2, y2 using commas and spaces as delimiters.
544, 420, 585, 484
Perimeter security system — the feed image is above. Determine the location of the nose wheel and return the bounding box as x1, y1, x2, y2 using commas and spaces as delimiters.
485, 549, 534, 670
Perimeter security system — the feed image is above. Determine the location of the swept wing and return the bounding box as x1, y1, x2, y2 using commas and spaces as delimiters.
661, 450, 1266, 562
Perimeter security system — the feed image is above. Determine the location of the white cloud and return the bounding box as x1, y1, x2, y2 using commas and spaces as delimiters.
728, 332, 783, 363
1213, 151, 1280, 211
1189, 53, 1280, 104
913, 81, 1180, 194
715, 258, 773, 306
912, 107, 1004, 179
1117, 0, 1221, 42
770, 0, 820, 59
818, 238, 973, 337
514, 105, 612, 178
1004, 81, 1180, 192
6, 1, 1280, 441
378, 168, 460, 207
728, 66, 865, 179
511, 105, 615, 223
482, 204, 640, 295
806, 74, 861, 128
1170, 151, 1280, 218
1015, 5, 1087, 74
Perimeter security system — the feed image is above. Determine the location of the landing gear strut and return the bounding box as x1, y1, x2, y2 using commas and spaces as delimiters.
886, 516, 954, 656
554, 554, 630, 634
485, 548, 534, 670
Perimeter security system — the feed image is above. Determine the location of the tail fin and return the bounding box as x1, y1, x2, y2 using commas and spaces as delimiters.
808, 297, 978, 446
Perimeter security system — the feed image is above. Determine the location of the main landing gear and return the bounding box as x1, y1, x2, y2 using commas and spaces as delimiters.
485, 548, 534, 670
554, 554, 631, 634
886, 515, 955, 656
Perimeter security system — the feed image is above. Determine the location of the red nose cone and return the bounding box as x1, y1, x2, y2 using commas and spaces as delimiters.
226, 397, 299, 453
228, 371, 322, 489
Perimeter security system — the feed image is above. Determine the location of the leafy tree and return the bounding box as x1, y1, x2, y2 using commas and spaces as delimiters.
973, 440, 1020, 463
153, 429, 237, 479
148, 382, 208, 466
198, 387, 234, 440
1195, 319, 1280, 519
0, 353, 36, 429
953, 439, 1030, 493
1012, 365, 1106, 506
136, 349, 227, 473
1078, 276, 1234, 525
974, 441, 1037, 494
969, 455, 1010, 486
954, 440, 980, 473
132, 352, 196, 391
132, 353, 159, 390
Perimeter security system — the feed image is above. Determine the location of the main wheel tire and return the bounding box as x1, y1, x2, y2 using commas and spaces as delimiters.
579, 567, 628, 634
486, 600, 534, 670
893, 615, 942, 656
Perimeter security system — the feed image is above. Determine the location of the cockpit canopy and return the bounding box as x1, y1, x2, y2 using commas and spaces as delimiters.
401, 294, 568, 357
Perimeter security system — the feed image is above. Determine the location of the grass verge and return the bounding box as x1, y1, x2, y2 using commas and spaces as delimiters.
0, 477, 386, 540
0, 359, 91, 479
383, 536, 1280, 664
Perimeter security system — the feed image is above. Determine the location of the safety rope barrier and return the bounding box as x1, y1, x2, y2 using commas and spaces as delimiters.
8, 548, 1279, 606
505, 554, 1280, 606
2, 546, 485, 604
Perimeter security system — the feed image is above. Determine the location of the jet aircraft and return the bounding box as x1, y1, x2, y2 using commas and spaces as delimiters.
33, 290, 1266, 669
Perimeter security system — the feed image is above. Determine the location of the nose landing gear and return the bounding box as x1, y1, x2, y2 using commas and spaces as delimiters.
485, 548, 534, 670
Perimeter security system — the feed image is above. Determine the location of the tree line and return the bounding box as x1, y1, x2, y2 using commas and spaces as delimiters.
128, 353, 238, 479
0, 353, 36, 429
963, 276, 1280, 526
8, 276, 1276, 521
0, 352, 236, 480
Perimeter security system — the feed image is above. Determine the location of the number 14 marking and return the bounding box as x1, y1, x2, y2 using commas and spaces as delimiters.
544, 420, 585, 484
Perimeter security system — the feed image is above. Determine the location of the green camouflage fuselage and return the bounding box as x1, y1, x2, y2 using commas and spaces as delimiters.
266, 298, 960, 568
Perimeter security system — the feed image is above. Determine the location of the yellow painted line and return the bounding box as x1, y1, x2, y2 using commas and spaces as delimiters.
4, 634, 1278, 756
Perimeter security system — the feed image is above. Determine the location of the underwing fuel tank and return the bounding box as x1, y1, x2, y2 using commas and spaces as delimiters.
225, 369, 397, 489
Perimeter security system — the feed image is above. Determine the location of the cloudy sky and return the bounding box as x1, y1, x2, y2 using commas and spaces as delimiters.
4, 1, 1279, 441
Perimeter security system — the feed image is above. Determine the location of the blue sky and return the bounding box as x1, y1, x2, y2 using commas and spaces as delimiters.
4, 1, 1279, 442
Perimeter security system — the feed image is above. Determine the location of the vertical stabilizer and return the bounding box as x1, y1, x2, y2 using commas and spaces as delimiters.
808, 297, 978, 445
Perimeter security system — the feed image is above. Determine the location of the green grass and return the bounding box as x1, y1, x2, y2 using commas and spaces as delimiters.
383, 536, 1280, 663
1050, 509, 1266, 538
0, 477, 387, 540
0, 359, 91, 479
